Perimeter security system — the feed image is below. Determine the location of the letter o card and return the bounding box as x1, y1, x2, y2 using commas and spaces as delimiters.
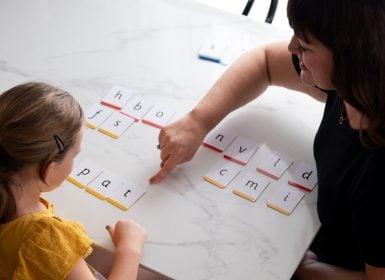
288, 162, 318, 191
142, 105, 175, 129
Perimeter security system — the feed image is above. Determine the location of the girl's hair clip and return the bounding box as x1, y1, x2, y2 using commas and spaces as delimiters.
53, 134, 65, 154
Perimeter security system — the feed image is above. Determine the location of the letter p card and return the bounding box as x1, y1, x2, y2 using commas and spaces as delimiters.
67, 159, 104, 188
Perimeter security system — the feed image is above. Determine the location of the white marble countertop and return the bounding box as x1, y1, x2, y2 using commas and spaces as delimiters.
0, 0, 324, 279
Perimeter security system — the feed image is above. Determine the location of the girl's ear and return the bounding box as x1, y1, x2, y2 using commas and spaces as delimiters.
43, 161, 57, 187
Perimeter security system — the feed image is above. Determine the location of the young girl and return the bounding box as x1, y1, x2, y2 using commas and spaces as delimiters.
0, 82, 147, 279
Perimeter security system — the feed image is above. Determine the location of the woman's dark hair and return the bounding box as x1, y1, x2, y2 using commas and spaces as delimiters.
288, 0, 385, 146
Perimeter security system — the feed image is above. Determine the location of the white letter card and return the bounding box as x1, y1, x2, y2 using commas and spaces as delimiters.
203, 126, 238, 153
142, 105, 175, 129
98, 111, 135, 139
288, 161, 318, 191
266, 183, 305, 215
85, 170, 125, 200
101, 86, 134, 109
231, 171, 270, 202
256, 151, 294, 179
203, 159, 241, 189
84, 103, 115, 129
67, 159, 104, 188
106, 181, 146, 211
120, 97, 153, 122
223, 136, 259, 166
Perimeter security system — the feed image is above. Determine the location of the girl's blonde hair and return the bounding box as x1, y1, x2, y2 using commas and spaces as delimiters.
0, 82, 83, 223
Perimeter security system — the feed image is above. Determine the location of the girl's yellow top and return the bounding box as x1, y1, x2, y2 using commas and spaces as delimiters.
0, 197, 93, 279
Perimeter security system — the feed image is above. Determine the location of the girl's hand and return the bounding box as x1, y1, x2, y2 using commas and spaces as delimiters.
106, 219, 147, 254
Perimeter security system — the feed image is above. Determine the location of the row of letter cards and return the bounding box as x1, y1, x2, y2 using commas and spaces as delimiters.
202, 126, 317, 215
84, 86, 176, 138
67, 159, 145, 211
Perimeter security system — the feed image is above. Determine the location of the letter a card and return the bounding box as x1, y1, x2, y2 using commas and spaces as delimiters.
85, 170, 124, 200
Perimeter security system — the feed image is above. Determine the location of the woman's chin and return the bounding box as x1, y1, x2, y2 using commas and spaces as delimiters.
300, 71, 315, 86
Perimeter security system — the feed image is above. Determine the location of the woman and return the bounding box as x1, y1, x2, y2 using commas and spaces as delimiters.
150, 0, 385, 279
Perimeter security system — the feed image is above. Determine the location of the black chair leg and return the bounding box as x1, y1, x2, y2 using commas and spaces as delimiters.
265, 0, 279, 23
242, 0, 254, 16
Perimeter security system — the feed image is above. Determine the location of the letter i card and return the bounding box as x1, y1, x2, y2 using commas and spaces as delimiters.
266, 183, 305, 215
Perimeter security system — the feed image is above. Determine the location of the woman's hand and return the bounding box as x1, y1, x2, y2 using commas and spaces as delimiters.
150, 112, 209, 184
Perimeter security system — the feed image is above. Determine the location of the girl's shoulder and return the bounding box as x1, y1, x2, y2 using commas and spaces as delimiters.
13, 215, 93, 279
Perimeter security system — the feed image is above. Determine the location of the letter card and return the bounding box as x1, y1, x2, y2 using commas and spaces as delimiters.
203, 126, 238, 153
141, 105, 175, 129
106, 181, 145, 211
230, 171, 270, 202
288, 161, 318, 191
84, 103, 115, 129
85, 170, 124, 200
120, 97, 152, 122
266, 183, 305, 215
203, 159, 241, 189
98, 111, 135, 139
256, 151, 293, 180
223, 136, 259, 166
101, 86, 134, 109
67, 159, 104, 188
